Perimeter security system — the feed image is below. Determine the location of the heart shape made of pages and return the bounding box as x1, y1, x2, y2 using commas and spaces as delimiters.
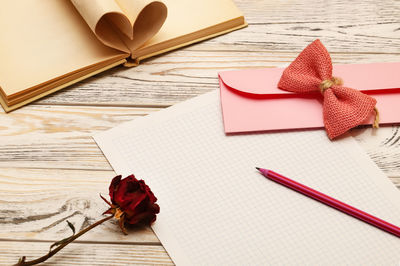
71, 0, 167, 53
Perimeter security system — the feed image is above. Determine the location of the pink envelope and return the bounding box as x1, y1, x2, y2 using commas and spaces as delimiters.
219, 62, 400, 134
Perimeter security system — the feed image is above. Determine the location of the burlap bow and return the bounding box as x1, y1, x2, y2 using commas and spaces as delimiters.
278, 39, 379, 139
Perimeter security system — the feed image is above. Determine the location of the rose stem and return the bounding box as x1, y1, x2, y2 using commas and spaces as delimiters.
14, 215, 113, 266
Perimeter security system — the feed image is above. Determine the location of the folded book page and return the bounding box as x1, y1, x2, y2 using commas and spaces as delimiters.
71, 0, 167, 54
95, 90, 400, 265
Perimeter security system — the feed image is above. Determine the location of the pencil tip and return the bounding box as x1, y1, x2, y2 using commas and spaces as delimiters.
255, 167, 260, 171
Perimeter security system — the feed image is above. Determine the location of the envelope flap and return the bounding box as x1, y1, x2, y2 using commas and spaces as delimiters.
219, 62, 400, 96
218, 68, 292, 95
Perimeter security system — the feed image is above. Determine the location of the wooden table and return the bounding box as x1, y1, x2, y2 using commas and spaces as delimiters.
1, 0, 400, 264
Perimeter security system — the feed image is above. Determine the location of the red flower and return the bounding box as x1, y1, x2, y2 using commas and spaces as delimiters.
101, 175, 160, 234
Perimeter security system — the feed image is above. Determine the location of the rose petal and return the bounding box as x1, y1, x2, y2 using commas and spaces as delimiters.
109, 175, 122, 203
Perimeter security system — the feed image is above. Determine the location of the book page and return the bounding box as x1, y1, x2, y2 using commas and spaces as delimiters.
132, 0, 245, 59
95, 90, 400, 265
71, 0, 167, 53
0, 0, 127, 97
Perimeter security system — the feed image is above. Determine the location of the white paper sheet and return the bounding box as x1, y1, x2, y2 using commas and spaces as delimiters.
95, 90, 400, 265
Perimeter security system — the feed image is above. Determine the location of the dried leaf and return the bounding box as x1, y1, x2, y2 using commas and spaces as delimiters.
67, 220, 76, 235
99, 193, 112, 206
50, 237, 71, 251
49, 221, 75, 251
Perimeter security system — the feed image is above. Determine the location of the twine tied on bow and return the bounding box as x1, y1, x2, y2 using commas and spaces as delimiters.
319, 76, 343, 94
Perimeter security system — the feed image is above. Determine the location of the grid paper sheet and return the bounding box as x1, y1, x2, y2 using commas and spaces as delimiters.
95, 90, 400, 265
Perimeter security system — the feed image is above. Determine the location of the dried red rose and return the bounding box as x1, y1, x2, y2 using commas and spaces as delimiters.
102, 175, 160, 234
15, 175, 160, 265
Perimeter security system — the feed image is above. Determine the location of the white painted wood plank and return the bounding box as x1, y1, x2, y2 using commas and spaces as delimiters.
1, 241, 172, 266
0, 105, 160, 170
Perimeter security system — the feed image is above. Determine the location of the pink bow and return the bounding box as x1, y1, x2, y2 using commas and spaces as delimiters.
278, 39, 378, 139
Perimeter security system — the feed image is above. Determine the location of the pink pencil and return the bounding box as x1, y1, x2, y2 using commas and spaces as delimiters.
256, 167, 400, 238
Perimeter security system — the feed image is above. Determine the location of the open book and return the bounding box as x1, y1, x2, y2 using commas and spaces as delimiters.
0, 0, 246, 112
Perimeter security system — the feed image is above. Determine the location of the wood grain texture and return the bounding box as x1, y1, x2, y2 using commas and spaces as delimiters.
1, 241, 172, 265
1, 0, 399, 264
0, 105, 160, 170
226, 0, 400, 52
